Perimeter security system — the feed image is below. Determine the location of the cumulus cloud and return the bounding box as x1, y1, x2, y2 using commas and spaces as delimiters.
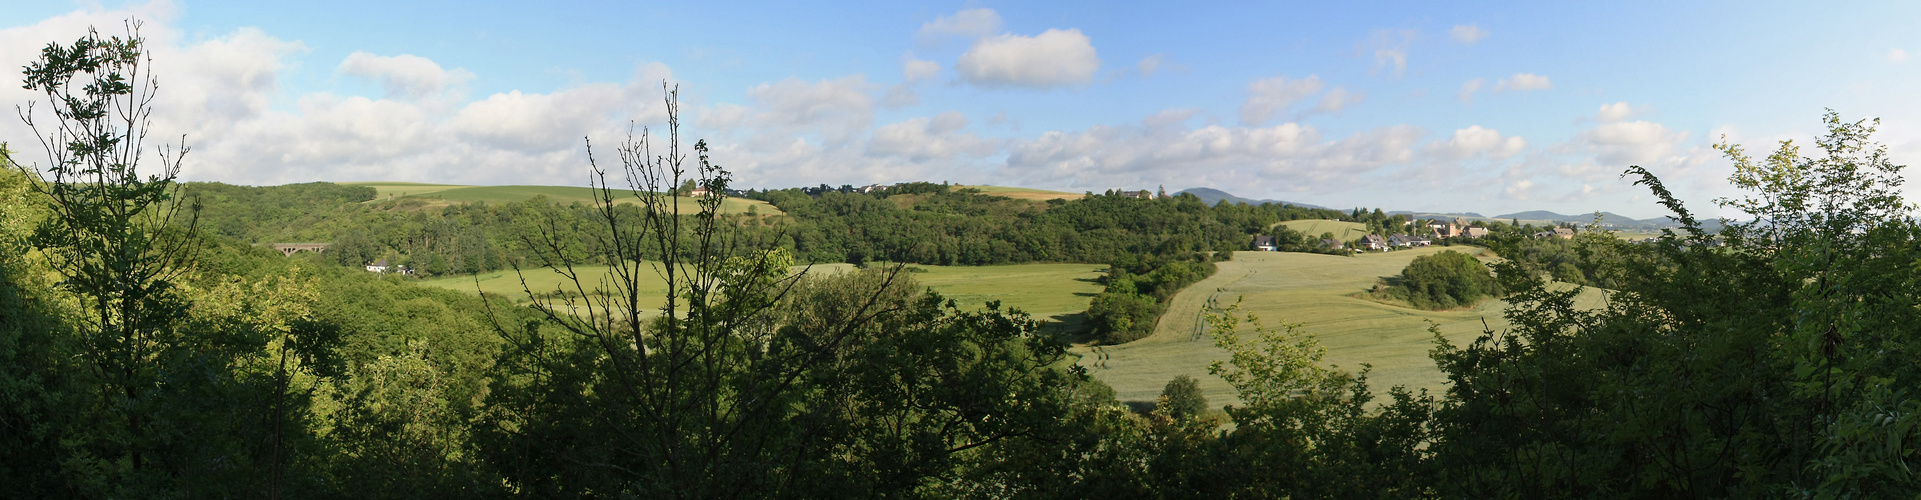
1450, 24, 1488, 44
1890, 48, 1909, 63
956, 29, 1101, 88
867, 111, 998, 161
1495, 73, 1552, 91
1240, 75, 1323, 125
1001, 110, 1423, 192
903, 56, 940, 82
337, 52, 474, 101
1596, 101, 1640, 122
1577, 120, 1687, 167
1427, 126, 1526, 160
917, 8, 1002, 44
1312, 87, 1364, 115
1457, 78, 1483, 102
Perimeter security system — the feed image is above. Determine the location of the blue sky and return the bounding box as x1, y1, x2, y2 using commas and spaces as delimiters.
7, 1, 1921, 218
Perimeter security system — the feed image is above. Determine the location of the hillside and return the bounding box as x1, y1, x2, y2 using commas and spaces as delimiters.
1179, 187, 1327, 209
1275, 219, 1370, 241
343, 182, 781, 215
959, 185, 1086, 201
1491, 210, 1669, 228
1077, 247, 1608, 405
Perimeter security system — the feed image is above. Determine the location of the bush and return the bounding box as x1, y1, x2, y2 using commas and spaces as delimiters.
1398, 250, 1500, 309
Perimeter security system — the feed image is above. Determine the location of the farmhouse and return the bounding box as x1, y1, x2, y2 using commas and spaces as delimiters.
1464, 227, 1490, 238
366, 259, 390, 273
1252, 235, 1278, 251
1360, 234, 1388, 251
1389, 234, 1431, 247
1320, 238, 1344, 250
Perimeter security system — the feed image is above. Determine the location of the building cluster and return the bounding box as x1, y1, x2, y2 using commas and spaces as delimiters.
1246, 217, 1590, 253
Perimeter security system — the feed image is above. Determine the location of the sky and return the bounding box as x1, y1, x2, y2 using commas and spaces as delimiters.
6, 1, 1921, 219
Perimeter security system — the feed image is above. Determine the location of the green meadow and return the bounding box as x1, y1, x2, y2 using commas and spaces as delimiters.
1275, 219, 1371, 241
422, 262, 1106, 324
342, 182, 782, 215
1076, 246, 1607, 407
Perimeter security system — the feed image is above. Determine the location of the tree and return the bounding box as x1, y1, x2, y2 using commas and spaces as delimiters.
12, 20, 213, 488
1159, 374, 1208, 420
482, 86, 1082, 497
1397, 250, 1499, 309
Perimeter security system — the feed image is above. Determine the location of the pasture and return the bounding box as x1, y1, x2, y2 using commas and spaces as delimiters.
342, 182, 782, 215
1076, 246, 1608, 409
960, 185, 1086, 201
421, 262, 1106, 326
1275, 219, 1371, 241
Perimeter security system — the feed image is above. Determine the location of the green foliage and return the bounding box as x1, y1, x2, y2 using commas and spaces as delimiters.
1396, 250, 1500, 309
1159, 374, 1208, 420
1427, 112, 1921, 497
1086, 255, 1217, 343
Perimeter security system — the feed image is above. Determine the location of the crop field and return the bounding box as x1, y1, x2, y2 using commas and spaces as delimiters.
346, 181, 468, 199
1275, 219, 1371, 241
1075, 246, 1608, 408
342, 182, 782, 215
422, 262, 1106, 325
961, 185, 1086, 201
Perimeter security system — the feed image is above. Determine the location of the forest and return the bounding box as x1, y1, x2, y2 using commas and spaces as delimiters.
7, 25, 1921, 499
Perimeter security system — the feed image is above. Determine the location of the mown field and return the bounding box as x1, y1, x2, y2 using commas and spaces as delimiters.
1075, 246, 1607, 408
959, 185, 1086, 201
342, 182, 782, 215
1275, 219, 1371, 241
421, 262, 1106, 324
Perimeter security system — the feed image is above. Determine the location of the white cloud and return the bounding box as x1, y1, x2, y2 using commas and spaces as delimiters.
1457, 78, 1483, 102
1240, 75, 1323, 125
1312, 87, 1364, 115
1495, 73, 1552, 91
903, 56, 940, 82
1364, 29, 1415, 76
1002, 110, 1424, 192
956, 29, 1101, 88
737, 76, 878, 143
1450, 24, 1488, 44
337, 52, 474, 101
1137, 54, 1165, 77
1427, 126, 1525, 160
1890, 48, 1909, 63
1596, 101, 1638, 122
918, 8, 1002, 43
880, 84, 919, 108
867, 111, 998, 161
1577, 120, 1687, 166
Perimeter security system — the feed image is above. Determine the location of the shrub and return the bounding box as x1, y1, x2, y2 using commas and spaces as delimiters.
1398, 250, 1500, 309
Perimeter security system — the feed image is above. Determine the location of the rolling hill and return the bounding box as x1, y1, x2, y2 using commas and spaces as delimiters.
1178, 187, 1328, 209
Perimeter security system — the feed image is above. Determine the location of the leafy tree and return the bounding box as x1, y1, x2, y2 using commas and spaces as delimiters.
479, 87, 1085, 497
1159, 374, 1208, 420
1397, 250, 1500, 309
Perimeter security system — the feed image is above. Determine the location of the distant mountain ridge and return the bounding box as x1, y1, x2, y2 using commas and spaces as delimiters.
1178, 188, 1328, 209
1491, 210, 1681, 228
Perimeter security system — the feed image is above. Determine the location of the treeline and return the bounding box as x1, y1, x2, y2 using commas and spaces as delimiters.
186, 181, 1350, 278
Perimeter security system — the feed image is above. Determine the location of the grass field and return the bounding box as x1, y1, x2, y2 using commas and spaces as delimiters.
343, 182, 782, 215
959, 185, 1086, 201
1275, 219, 1371, 241
1075, 246, 1608, 409
421, 262, 1106, 325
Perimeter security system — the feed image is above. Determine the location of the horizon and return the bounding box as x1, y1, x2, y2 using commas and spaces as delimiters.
9, 1, 1921, 220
